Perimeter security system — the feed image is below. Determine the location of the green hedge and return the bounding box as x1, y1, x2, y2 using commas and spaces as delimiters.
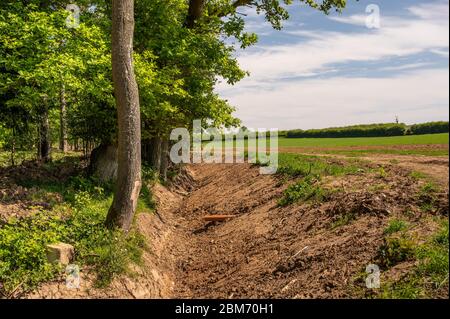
409, 122, 449, 135
286, 123, 407, 138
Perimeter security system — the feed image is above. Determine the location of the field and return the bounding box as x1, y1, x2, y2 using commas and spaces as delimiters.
278, 133, 449, 157
279, 133, 449, 147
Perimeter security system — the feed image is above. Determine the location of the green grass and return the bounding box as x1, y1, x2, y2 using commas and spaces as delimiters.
0, 149, 86, 169
278, 176, 329, 206
276, 153, 365, 206
380, 219, 449, 298
384, 219, 409, 235
205, 133, 448, 157
278, 133, 449, 148
417, 182, 440, 212
409, 171, 428, 180
277, 153, 365, 177
377, 235, 417, 269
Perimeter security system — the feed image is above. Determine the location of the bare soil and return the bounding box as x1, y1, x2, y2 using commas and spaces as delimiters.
165, 163, 447, 299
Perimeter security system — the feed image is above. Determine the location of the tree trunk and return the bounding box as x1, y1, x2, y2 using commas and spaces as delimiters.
186, 0, 205, 28
150, 136, 162, 172
59, 82, 68, 152
10, 126, 16, 166
160, 137, 169, 181
89, 143, 118, 182
38, 106, 51, 162
106, 0, 142, 231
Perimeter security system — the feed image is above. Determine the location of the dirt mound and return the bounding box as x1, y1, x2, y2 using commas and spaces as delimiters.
19, 160, 449, 299
164, 164, 447, 299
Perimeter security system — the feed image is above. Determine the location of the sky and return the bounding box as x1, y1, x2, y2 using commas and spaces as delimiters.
217, 0, 450, 130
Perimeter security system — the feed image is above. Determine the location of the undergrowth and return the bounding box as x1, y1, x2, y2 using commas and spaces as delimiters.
383, 219, 408, 235
378, 219, 449, 298
0, 165, 155, 296
278, 175, 329, 206
276, 154, 365, 206
417, 182, 440, 212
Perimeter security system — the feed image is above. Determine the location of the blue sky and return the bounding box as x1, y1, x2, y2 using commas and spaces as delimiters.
217, 0, 449, 130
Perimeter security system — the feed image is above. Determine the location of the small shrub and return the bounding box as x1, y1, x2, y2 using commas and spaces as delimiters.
417, 182, 439, 212
378, 167, 387, 179
330, 213, 355, 229
409, 171, 427, 180
380, 275, 424, 299
379, 220, 449, 298
277, 153, 362, 177
377, 236, 416, 269
278, 176, 328, 206
384, 219, 408, 235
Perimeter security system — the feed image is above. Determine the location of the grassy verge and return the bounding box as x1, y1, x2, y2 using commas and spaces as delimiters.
0, 162, 155, 296
276, 153, 366, 206
277, 153, 365, 177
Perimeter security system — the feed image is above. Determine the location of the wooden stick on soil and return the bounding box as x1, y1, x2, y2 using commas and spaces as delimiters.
202, 215, 235, 222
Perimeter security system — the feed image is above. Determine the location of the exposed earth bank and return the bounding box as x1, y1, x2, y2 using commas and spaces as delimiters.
28, 157, 449, 299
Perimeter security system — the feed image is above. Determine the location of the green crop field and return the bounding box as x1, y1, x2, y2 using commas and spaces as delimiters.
278, 133, 449, 148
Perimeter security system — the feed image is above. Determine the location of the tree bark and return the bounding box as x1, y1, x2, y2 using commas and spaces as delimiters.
106, 0, 142, 231
10, 126, 16, 166
150, 136, 162, 172
89, 143, 118, 182
186, 0, 205, 28
160, 137, 169, 181
38, 105, 51, 162
59, 81, 68, 152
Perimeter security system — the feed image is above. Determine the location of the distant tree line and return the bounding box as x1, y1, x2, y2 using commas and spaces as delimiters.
285, 122, 449, 139
409, 121, 449, 135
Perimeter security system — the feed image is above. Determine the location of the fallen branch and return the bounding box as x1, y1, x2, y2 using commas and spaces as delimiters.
202, 215, 235, 222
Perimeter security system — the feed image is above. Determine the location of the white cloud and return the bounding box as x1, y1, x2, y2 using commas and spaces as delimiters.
224, 69, 449, 130
378, 62, 434, 72
218, 1, 449, 129
407, 1, 449, 20
328, 14, 367, 27
233, 4, 448, 82
430, 49, 450, 58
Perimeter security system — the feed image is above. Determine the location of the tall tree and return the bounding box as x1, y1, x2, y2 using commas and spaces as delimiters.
59, 79, 68, 152
105, 0, 142, 231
